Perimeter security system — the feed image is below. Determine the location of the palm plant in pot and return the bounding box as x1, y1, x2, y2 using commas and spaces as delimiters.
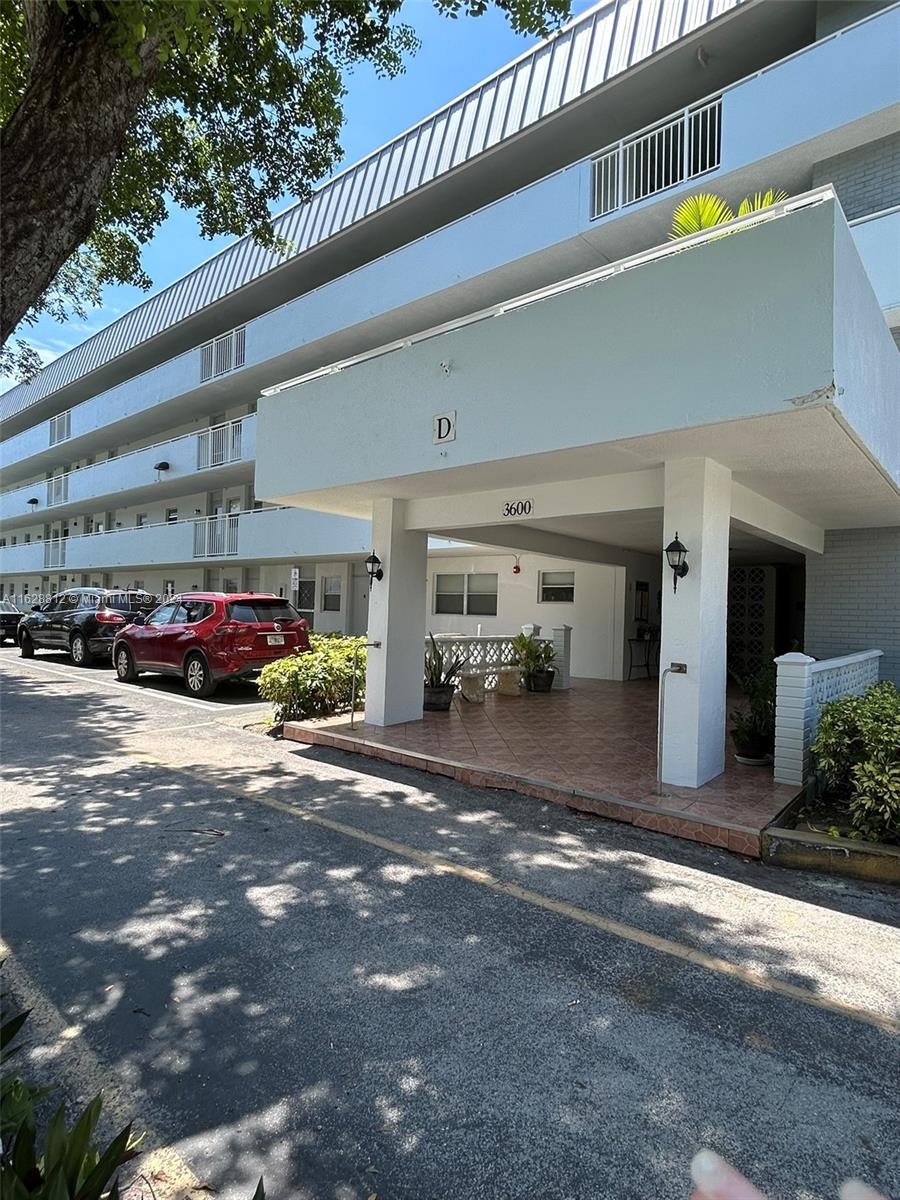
424, 633, 467, 712
511, 632, 556, 693
728, 660, 776, 765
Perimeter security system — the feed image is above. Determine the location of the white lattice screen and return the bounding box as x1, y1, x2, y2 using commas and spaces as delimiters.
728, 565, 775, 677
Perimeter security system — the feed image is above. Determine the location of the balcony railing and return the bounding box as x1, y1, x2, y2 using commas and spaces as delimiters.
200, 327, 246, 382
591, 97, 722, 220
46, 474, 68, 507
197, 419, 243, 469
193, 513, 240, 558
48, 410, 71, 446
44, 538, 66, 569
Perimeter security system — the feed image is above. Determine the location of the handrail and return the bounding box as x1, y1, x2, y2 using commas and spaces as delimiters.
0, 414, 253, 504
264, 185, 837, 395
2, 0, 895, 441
848, 203, 900, 227
42, 504, 292, 544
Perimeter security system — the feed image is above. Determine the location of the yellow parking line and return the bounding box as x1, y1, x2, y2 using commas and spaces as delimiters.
0, 938, 204, 1200
126, 752, 900, 1036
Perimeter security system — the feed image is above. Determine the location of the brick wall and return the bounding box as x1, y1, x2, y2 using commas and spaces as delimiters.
812, 133, 900, 221
805, 527, 900, 684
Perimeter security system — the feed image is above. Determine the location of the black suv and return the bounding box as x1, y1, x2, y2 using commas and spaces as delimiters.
18, 588, 159, 666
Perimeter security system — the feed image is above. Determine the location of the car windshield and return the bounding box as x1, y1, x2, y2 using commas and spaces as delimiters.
106, 591, 158, 612
0, 600, 20, 613
226, 599, 302, 623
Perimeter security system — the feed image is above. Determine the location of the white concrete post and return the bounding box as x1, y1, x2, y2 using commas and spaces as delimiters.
364, 498, 428, 726
551, 625, 572, 689
772, 652, 815, 787
659, 458, 732, 788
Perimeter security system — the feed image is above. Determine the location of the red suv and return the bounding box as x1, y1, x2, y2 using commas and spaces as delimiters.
112, 592, 310, 697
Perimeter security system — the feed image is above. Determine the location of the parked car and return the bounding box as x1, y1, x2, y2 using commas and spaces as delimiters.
0, 599, 24, 645
112, 592, 311, 697
18, 588, 160, 665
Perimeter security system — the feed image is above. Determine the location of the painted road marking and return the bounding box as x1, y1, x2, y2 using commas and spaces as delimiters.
0, 939, 204, 1200
125, 752, 900, 1037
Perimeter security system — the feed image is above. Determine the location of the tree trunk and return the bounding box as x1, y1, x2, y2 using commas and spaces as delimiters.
1, 3, 159, 344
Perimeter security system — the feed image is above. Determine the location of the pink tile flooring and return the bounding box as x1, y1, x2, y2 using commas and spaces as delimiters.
283, 678, 799, 858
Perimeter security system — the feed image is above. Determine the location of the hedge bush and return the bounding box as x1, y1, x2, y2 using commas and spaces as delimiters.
810, 681, 900, 843
258, 634, 368, 722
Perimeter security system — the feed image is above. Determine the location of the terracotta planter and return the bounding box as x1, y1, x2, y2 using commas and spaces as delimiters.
424, 684, 455, 711
525, 669, 555, 693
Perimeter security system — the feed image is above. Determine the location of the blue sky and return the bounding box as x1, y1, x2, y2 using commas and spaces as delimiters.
9, 0, 590, 386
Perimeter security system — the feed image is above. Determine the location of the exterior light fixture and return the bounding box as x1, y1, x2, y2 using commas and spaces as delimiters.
26, 497, 39, 510
153, 461, 170, 471
365, 551, 383, 583
665, 532, 689, 593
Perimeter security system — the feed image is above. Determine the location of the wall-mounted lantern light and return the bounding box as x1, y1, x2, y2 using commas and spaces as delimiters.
365, 551, 383, 583
153, 460, 170, 482
26, 497, 39, 511
665, 532, 689, 593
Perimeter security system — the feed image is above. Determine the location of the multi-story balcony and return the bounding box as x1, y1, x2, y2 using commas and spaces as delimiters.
1, 4, 896, 486
0, 504, 371, 578
0, 417, 255, 528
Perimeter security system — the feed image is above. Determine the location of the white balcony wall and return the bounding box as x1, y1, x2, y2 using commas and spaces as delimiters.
258, 201, 842, 499
233, 507, 371, 561
719, 7, 900, 175
3, 5, 897, 484
0, 543, 45, 576
0, 418, 256, 525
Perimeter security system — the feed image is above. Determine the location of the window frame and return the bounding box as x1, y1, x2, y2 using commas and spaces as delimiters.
321, 574, 342, 613
433, 571, 498, 617
538, 569, 575, 604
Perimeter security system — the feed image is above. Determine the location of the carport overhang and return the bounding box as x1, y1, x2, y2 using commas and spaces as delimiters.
255, 193, 899, 789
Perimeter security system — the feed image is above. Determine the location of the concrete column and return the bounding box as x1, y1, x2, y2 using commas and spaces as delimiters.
365, 498, 428, 726
772, 652, 815, 786
659, 458, 732, 788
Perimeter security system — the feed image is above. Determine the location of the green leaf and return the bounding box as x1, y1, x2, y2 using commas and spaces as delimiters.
74, 1124, 131, 1200
251, 1178, 266, 1200
64, 1096, 103, 1194
668, 192, 735, 239
1, 1009, 31, 1051
736, 188, 789, 217
44, 1163, 70, 1200
43, 1104, 69, 1175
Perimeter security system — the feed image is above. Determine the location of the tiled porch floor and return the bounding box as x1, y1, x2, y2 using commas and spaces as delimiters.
283, 678, 798, 858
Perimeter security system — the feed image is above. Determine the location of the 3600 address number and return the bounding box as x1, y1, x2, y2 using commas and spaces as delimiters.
500, 499, 534, 519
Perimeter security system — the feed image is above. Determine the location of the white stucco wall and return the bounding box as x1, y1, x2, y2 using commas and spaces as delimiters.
426, 552, 629, 680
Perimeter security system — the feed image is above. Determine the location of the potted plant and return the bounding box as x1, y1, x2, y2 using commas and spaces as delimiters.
728, 661, 776, 765
511, 632, 556, 693
424, 633, 467, 712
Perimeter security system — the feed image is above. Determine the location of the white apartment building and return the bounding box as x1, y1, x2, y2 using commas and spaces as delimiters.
2, 0, 898, 728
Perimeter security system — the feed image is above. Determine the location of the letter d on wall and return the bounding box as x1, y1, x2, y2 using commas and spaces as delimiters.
433, 410, 456, 445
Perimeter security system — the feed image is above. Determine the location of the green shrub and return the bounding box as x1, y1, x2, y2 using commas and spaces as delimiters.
258, 635, 368, 722
811, 681, 900, 842
0, 1005, 135, 1200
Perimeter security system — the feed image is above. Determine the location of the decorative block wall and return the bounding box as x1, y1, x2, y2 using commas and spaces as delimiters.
812, 132, 900, 220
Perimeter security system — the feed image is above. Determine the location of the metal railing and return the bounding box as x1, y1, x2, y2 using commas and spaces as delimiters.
200, 326, 246, 382
591, 97, 722, 220
48, 410, 71, 446
43, 538, 66, 569
46, 474, 68, 507
193, 513, 240, 558
197, 418, 243, 469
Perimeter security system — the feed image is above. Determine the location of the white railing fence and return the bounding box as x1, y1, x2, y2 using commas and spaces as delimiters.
43, 538, 66, 569
46, 474, 68, 506
200, 326, 246, 382
197, 419, 243, 469
427, 624, 572, 692
773, 650, 883, 787
591, 97, 722, 220
193, 513, 240, 558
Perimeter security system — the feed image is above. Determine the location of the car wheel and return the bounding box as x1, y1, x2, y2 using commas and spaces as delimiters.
70, 632, 93, 667
184, 652, 217, 698
19, 630, 34, 658
115, 645, 138, 683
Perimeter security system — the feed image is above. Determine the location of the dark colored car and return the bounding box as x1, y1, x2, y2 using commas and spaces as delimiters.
18, 588, 160, 666
112, 592, 311, 697
0, 599, 24, 645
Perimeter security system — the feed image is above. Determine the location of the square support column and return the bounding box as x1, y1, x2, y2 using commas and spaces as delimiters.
659, 458, 732, 788
365, 498, 428, 726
